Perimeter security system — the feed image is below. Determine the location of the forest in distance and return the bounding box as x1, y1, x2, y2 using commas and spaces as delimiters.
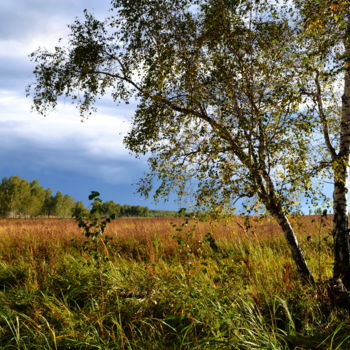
0, 176, 177, 218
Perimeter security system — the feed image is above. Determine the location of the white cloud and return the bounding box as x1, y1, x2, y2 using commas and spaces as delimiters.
0, 92, 143, 184
0, 0, 110, 43
0, 0, 148, 187
1, 93, 128, 148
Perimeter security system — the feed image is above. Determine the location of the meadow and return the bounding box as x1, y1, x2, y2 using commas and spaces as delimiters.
0, 215, 348, 349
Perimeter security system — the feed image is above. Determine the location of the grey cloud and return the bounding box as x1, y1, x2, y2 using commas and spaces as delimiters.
0, 0, 161, 203
0, 0, 111, 41
0, 57, 33, 91
0, 126, 143, 185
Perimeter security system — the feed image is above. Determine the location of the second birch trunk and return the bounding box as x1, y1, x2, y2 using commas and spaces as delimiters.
333, 21, 350, 287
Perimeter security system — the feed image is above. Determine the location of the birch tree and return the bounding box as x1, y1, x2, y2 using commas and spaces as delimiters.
28, 0, 321, 284
292, 0, 350, 287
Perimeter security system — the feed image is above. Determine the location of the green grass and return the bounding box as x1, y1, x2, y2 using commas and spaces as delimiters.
0, 217, 349, 349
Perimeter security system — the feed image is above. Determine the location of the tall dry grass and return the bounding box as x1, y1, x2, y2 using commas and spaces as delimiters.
0, 215, 331, 250
0, 215, 334, 281
0, 215, 347, 349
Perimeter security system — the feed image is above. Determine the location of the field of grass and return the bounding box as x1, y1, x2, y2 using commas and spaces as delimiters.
0, 215, 349, 349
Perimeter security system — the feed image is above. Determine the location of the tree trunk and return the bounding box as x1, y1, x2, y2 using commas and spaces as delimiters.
333, 16, 350, 287
253, 170, 315, 284
269, 201, 315, 285
333, 167, 350, 287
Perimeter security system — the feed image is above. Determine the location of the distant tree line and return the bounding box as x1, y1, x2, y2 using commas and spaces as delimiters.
0, 176, 167, 218
85, 200, 151, 218
0, 176, 75, 218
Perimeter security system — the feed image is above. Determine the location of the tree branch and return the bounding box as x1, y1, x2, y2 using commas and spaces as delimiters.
314, 70, 337, 160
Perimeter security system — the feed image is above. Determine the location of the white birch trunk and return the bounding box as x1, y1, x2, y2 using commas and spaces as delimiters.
268, 200, 315, 285
255, 172, 315, 284
333, 14, 350, 287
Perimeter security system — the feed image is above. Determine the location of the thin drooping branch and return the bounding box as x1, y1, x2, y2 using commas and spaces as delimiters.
314, 70, 337, 160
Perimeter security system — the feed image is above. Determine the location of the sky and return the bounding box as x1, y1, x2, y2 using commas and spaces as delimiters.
0, 0, 182, 210
0, 1, 339, 215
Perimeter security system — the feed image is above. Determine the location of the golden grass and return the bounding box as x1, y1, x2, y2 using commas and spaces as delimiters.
0, 215, 334, 278
0, 215, 342, 349
0, 215, 333, 242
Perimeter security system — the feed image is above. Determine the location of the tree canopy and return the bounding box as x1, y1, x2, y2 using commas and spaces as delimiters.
29, 0, 322, 210
28, 0, 350, 285
0, 176, 76, 218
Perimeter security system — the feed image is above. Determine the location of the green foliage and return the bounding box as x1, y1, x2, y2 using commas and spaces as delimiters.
28, 0, 325, 214
0, 176, 154, 219
74, 191, 116, 263
119, 204, 150, 217
0, 176, 77, 218
72, 200, 88, 218
75, 191, 116, 239
149, 209, 178, 217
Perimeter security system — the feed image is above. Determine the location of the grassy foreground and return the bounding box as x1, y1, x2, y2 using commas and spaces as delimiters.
0, 216, 349, 349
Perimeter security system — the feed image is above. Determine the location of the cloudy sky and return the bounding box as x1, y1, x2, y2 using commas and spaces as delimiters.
0, 0, 180, 209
